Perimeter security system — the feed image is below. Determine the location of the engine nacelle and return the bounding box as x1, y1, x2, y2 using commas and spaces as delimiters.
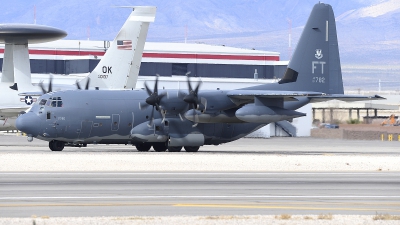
130, 120, 168, 142
235, 104, 306, 123
184, 109, 243, 123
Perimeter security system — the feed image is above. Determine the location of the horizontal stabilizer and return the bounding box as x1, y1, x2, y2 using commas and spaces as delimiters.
18, 92, 43, 97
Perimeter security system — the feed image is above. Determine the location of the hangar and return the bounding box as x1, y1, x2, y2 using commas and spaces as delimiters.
0, 40, 288, 79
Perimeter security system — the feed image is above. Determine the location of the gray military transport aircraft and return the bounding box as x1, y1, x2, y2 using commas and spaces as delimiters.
16, 3, 383, 152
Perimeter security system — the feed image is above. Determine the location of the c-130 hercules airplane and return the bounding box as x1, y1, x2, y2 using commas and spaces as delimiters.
16, 3, 383, 152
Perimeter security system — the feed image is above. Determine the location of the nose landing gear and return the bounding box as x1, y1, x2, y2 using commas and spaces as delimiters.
27, 135, 33, 142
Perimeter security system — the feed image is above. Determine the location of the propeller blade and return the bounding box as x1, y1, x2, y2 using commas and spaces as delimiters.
192, 104, 196, 125
154, 74, 159, 94
186, 76, 193, 93
48, 76, 53, 93
194, 80, 202, 95
141, 74, 168, 126
39, 81, 47, 94
76, 80, 82, 90
192, 108, 199, 127
147, 106, 155, 127
178, 91, 187, 99
161, 109, 166, 123
201, 97, 207, 112
144, 82, 152, 96
139, 102, 149, 110
159, 92, 167, 102
85, 77, 90, 90
178, 113, 184, 121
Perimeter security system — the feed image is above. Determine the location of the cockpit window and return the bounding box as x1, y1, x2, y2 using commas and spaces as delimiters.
49, 97, 63, 107
39, 99, 47, 105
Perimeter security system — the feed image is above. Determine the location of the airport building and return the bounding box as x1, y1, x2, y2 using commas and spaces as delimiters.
0, 40, 288, 79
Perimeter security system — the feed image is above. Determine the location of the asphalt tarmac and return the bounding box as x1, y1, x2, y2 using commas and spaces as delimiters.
0, 134, 399, 218
1, 134, 400, 155
0, 172, 399, 217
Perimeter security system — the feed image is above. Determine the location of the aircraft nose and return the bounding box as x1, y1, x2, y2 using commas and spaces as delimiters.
16, 113, 40, 136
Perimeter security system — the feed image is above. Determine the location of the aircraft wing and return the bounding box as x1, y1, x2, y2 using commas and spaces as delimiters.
308, 94, 385, 103
0, 106, 30, 114
227, 90, 324, 100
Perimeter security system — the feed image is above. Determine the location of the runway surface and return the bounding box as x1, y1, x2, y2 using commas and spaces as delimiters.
0, 172, 399, 217
1, 134, 400, 155
1, 134, 400, 218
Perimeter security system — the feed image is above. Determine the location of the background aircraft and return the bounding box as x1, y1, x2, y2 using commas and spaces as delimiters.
16, 3, 383, 152
0, 6, 156, 130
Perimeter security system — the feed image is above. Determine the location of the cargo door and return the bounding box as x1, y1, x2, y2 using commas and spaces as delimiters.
111, 114, 120, 131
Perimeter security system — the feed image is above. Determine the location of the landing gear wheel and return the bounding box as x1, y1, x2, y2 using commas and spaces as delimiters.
168, 146, 182, 152
135, 143, 151, 152
184, 146, 200, 152
153, 143, 167, 152
49, 140, 65, 151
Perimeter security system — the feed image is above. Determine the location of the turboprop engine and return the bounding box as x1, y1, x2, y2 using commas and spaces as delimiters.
184, 109, 243, 124
235, 104, 305, 123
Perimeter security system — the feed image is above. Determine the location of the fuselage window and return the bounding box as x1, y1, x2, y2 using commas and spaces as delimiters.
39, 99, 47, 105
49, 97, 63, 107
46, 112, 51, 120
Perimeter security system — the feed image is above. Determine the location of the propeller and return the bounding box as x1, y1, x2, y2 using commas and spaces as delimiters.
139, 75, 167, 127
179, 72, 207, 127
39, 75, 53, 94
76, 78, 91, 90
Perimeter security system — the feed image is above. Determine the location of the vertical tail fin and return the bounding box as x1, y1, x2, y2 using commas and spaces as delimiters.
82, 6, 156, 90
278, 3, 344, 94
1, 43, 36, 92
1, 43, 15, 84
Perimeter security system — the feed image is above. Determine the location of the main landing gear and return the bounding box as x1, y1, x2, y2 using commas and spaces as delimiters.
167, 146, 182, 152
135, 143, 152, 152
153, 143, 167, 152
135, 143, 200, 152
166, 145, 200, 152
49, 140, 65, 151
168, 146, 200, 152
184, 146, 200, 152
